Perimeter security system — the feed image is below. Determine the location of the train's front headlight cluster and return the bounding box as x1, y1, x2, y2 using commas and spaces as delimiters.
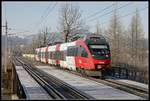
97, 65, 102, 69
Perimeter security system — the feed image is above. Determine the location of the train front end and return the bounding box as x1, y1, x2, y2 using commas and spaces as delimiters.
85, 34, 111, 71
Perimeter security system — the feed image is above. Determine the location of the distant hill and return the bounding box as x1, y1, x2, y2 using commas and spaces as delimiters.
1, 35, 28, 51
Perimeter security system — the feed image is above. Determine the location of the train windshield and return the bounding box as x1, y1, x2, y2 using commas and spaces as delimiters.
89, 45, 110, 60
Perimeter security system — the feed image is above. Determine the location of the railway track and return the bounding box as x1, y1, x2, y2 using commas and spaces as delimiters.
13, 56, 94, 100
61, 68, 149, 99
15, 57, 148, 99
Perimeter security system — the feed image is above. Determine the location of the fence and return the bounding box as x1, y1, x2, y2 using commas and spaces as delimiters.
109, 66, 148, 84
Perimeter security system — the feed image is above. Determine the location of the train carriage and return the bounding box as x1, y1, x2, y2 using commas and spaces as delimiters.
35, 48, 41, 62
59, 41, 76, 69
35, 34, 111, 77
47, 45, 57, 65
40, 47, 48, 63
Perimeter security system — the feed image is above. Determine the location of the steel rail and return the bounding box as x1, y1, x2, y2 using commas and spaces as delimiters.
15, 57, 94, 100
105, 79, 148, 93
15, 57, 66, 99
20, 56, 148, 99
62, 68, 149, 99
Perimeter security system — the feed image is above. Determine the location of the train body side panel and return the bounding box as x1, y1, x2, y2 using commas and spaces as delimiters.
59, 42, 76, 69
56, 44, 60, 65
66, 56, 76, 70
75, 40, 95, 70
35, 48, 40, 61
47, 45, 57, 65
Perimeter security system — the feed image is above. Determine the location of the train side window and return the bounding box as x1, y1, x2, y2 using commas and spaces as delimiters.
56, 51, 59, 60
53, 52, 55, 59
37, 52, 40, 57
41, 52, 43, 58
59, 51, 61, 60
75, 47, 78, 56
67, 47, 72, 56
71, 48, 73, 56
48, 52, 50, 59
54, 52, 56, 59
50, 52, 51, 59
52, 52, 53, 59
72, 47, 75, 56
59, 51, 62, 60
49, 52, 51, 59
63, 51, 66, 60
67, 46, 78, 56
56, 51, 58, 60
77, 46, 83, 56
43, 52, 45, 58
45, 52, 47, 58
81, 48, 88, 58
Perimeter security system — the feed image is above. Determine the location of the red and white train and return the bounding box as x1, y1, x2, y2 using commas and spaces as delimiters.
35, 34, 111, 76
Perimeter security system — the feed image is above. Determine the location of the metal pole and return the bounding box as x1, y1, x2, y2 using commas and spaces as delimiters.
4, 20, 8, 72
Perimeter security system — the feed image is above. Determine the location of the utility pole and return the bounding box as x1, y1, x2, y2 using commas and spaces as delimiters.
2, 20, 9, 72
5, 20, 8, 73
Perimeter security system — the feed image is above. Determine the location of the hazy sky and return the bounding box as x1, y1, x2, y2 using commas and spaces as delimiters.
2, 1, 148, 38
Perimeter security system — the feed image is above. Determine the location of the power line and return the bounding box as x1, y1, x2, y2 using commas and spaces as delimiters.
35, 3, 52, 26
40, 2, 57, 27
85, 3, 115, 19
32, 3, 52, 31
88, 6, 148, 29
101, 6, 148, 26
34, 2, 57, 31
87, 2, 132, 22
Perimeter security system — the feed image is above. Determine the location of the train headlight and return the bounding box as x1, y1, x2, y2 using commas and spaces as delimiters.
97, 65, 102, 69
106, 54, 109, 57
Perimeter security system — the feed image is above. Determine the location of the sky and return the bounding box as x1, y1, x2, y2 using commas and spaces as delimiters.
2, 1, 148, 38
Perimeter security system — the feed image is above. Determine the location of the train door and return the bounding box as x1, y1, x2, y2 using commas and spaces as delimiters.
56, 44, 60, 66
77, 46, 89, 69
66, 46, 77, 71
45, 47, 48, 64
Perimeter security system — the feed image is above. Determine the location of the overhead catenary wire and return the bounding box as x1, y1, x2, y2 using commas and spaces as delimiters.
87, 2, 132, 22
85, 3, 115, 20
101, 6, 148, 26
34, 2, 58, 31
87, 6, 148, 32
32, 3, 52, 31
34, 3, 52, 27
41, 3, 57, 24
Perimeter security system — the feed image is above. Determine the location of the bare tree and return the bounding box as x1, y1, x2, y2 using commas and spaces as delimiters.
41, 27, 50, 46
128, 8, 144, 68
36, 30, 43, 47
106, 3, 123, 65
34, 27, 50, 47
58, 3, 85, 42
96, 20, 102, 35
